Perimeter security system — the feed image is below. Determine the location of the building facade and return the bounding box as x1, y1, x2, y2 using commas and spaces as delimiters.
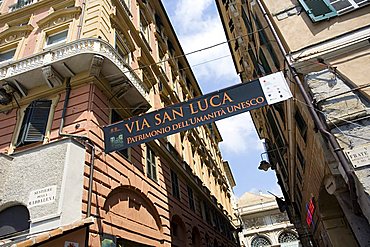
238, 192, 300, 247
216, 0, 370, 246
0, 0, 238, 246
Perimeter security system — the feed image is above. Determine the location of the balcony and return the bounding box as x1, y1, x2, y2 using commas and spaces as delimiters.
9, 0, 37, 12
0, 38, 150, 114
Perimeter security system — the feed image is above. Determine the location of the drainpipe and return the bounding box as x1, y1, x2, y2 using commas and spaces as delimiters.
59, 79, 95, 245
255, 0, 360, 213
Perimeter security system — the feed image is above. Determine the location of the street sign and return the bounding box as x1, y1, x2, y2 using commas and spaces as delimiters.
103, 71, 292, 153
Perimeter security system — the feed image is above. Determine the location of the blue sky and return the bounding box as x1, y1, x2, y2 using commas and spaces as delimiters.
162, 0, 281, 197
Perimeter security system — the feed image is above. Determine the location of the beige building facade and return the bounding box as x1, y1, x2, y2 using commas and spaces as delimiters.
216, 0, 370, 246
238, 192, 300, 247
0, 0, 239, 246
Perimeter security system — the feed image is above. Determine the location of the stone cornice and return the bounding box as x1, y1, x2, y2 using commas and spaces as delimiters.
36, 6, 82, 30
0, 24, 33, 46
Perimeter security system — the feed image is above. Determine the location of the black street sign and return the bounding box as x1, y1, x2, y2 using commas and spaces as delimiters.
103, 72, 291, 153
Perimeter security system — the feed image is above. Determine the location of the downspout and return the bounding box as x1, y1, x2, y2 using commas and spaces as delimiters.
59, 79, 95, 245
255, 0, 359, 212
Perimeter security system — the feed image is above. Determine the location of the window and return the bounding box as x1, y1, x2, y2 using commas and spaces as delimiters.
111, 110, 130, 160
171, 169, 180, 199
295, 110, 307, 140
46, 30, 68, 47
254, 15, 268, 45
0, 49, 16, 63
115, 32, 131, 64
258, 48, 271, 75
17, 100, 52, 146
140, 12, 150, 44
187, 185, 195, 211
251, 236, 272, 247
228, 19, 234, 33
297, 146, 306, 170
146, 146, 157, 181
278, 231, 298, 243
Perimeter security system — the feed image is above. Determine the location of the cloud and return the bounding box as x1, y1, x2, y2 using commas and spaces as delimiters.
165, 0, 238, 91
217, 113, 264, 154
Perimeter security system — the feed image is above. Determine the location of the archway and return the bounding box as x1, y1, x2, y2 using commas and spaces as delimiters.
103, 185, 162, 245
171, 214, 186, 247
0, 204, 30, 237
317, 187, 357, 246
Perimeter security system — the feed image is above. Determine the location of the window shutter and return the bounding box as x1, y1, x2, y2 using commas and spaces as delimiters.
298, 0, 337, 22
329, 0, 370, 15
19, 100, 51, 145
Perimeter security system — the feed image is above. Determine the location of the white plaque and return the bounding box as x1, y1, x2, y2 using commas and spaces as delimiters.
345, 144, 370, 169
260, 71, 293, 105
28, 185, 57, 208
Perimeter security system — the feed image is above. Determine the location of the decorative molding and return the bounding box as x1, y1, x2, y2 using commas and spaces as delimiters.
0, 25, 33, 46
37, 6, 82, 30
41, 65, 64, 88
89, 55, 104, 77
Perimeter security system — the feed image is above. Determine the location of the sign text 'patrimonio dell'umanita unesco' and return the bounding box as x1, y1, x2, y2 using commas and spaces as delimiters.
104, 71, 292, 152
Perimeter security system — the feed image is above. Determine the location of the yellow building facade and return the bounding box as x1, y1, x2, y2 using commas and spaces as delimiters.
216, 0, 370, 246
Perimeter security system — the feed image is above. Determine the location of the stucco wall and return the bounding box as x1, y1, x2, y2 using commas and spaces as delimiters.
0, 138, 85, 233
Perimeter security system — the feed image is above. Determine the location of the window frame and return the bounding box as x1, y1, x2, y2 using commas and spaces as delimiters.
0, 49, 16, 64
187, 185, 195, 211
45, 29, 68, 48
115, 31, 131, 65
146, 146, 157, 181
11, 98, 58, 151
171, 169, 180, 200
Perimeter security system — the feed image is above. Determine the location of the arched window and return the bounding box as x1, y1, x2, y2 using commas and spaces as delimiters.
278, 231, 298, 243
251, 235, 271, 247
0, 205, 30, 237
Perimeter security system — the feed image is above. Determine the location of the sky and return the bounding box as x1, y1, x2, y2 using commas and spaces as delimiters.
161, 0, 281, 198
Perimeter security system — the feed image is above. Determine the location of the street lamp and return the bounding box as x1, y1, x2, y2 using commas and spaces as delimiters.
258, 146, 287, 171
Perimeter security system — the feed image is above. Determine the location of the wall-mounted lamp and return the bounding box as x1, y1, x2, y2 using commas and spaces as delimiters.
258, 146, 287, 171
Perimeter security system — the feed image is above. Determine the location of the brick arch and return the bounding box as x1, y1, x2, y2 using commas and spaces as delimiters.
103, 185, 162, 240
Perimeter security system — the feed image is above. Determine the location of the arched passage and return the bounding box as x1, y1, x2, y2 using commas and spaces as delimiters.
317, 187, 357, 246
170, 214, 186, 247
0, 204, 30, 237
103, 185, 162, 244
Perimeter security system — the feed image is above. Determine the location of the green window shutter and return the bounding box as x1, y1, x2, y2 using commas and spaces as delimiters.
298, 0, 337, 22
18, 100, 51, 146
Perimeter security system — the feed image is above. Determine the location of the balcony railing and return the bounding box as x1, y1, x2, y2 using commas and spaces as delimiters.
9, 0, 37, 12
0, 38, 147, 98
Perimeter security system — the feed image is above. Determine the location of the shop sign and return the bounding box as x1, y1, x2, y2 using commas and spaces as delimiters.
103, 72, 292, 153
28, 185, 57, 208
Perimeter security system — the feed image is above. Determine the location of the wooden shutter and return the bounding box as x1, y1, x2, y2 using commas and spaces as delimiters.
329, 0, 370, 15
298, 0, 337, 22
18, 100, 51, 145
